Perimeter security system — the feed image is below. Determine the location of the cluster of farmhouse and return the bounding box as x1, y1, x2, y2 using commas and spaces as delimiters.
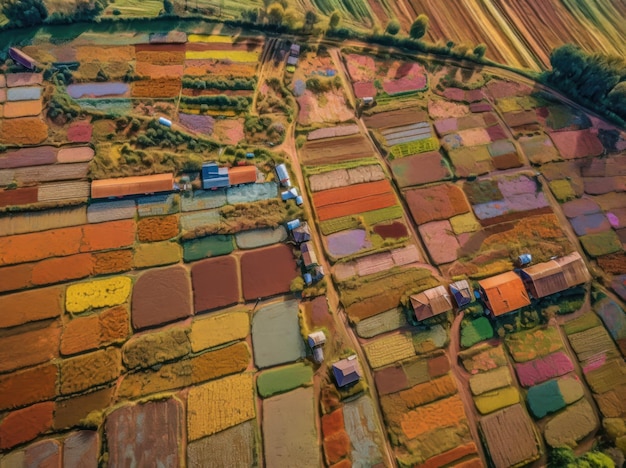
410, 252, 590, 323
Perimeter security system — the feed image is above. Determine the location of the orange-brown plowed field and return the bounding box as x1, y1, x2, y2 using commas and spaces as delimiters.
363, 107, 429, 129
313, 180, 394, 207
317, 192, 397, 221
131, 78, 182, 98
240, 244, 298, 301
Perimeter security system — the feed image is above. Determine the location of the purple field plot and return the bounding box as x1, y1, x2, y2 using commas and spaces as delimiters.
515, 351, 575, 387
179, 113, 215, 134
570, 213, 611, 236
497, 175, 537, 198
561, 198, 601, 218
67, 82, 129, 98
473, 192, 548, 220
595, 298, 626, 341
327, 229, 371, 257
486, 124, 507, 141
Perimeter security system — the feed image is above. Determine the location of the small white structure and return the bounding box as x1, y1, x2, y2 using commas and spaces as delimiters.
307, 331, 326, 363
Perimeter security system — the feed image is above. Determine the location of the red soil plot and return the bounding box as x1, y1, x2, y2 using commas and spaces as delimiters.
373, 222, 408, 239
353, 82, 376, 98
240, 244, 298, 301
191, 255, 240, 313
67, 121, 93, 143
364, 107, 429, 129
317, 193, 397, 221
549, 129, 604, 160
375, 365, 410, 396
313, 180, 394, 207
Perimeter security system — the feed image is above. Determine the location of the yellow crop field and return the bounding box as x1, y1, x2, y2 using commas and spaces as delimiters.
188, 34, 234, 43
474, 386, 519, 415
185, 50, 260, 62
187, 373, 256, 440
65, 276, 132, 313
363, 332, 415, 369
189, 311, 250, 352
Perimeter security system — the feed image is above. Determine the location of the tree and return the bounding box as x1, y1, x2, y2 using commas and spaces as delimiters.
73, 0, 107, 21
290, 276, 305, 293
266, 2, 284, 26
304, 10, 318, 30
328, 10, 341, 29
473, 43, 487, 59
163, 0, 174, 14
608, 81, 626, 119
385, 20, 401, 36
1, 0, 48, 28
409, 14, 428, 40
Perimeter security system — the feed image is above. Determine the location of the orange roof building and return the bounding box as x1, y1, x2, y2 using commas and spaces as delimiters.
91, 173, 174, 199
228, 165, 257, 186
478, 271, 531, 317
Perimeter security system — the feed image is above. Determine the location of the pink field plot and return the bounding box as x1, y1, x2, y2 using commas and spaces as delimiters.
515, 351, 574, 387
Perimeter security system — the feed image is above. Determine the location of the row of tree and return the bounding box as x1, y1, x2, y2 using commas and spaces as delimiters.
1, 0, 107, 27
544, 44, 626, 124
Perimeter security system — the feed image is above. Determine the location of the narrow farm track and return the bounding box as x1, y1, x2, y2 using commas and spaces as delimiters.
278, 71, 396, 467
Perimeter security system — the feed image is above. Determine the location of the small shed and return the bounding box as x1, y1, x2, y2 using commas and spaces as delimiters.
290, 43, 301, 57
9, 47, 37, 70
332, 355, 361, 388
307, 330, 326, 348
450, 280, 473, 307
301, 242, 319, 270
293, 222, 311, 243
286, 219, 301, 231
478, 271, 530, 317
281, 187, 299, 201
275, 164, 290, 187
410, 285, 453, 322
287, 55, 298, 66
521, 252, 590, 299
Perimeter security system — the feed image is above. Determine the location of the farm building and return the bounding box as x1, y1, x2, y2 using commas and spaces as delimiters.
332, 355, 361, 388
9, 47, 37, 70
450, 280, 473, 307
290, 43, 301, 57
281, 187, 300, 201
301, 242, 319, 270
410, 285, 453, 321
478, 271, 531, 317
91, 174, 174, 199
201, 162, 229, 189
307, 331, 326, 363
287, 55, 298, 66
228, 165, 257, 185
275, 164, 290, 187
286, 219, 301, 231
292, 222, 311, 243
520, 252, 590, 299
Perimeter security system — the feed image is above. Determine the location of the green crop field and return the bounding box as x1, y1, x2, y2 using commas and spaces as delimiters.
311, 0, 372, 23
257, 363, 313, 398
304, 158, 379, 175
104, 0, 164, 17
461, 317, 494, 348
320, 216, 361, 235
389, 137, 440, 159
361, 205, 404, 225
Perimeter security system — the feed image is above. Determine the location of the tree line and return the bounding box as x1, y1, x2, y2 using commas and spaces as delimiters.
543, 44, 626, 125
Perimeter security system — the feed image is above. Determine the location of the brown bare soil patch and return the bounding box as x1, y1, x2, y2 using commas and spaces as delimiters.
131, 265, 193, 330
184, 60, 257, 77
549, 129, 604, 159
191, 255, 240, 313
405, 183, 469, 225
76, 46, 135, 62
391, 151, 451, 188
136, 63, 184, 78
240, 244, 297, 301
301, 134, 374, 165
364, 107, 429, 129
597, 253, 626, 275
3, 100, 42, 118
375, 365, 410, 396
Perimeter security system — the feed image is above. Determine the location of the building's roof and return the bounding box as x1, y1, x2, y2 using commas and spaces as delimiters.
293, 223, 311, 243
290, 44, 301, 54
450, 280, 473, 307
301, 242, 318, 267
332, 356, 361, 387
287, 56, 298, 66
307, 331, 326, 347
410, 285, 453, 321
478, 271, 530, 316
522, 252, 589, 298
228, 165, 257, 185
91, 174, 173, 198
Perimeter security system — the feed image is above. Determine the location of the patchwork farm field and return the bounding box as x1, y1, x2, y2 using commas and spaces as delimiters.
2, 6, 626, 467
